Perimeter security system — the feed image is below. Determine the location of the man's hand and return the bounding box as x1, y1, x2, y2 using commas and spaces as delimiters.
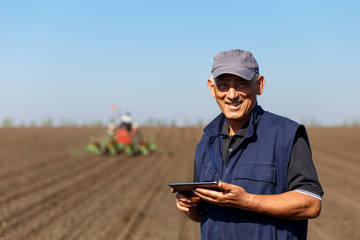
193, 182, 322, 220
171, 188, 198, 212
193, 182, 251, 210
171, 188, 201, 222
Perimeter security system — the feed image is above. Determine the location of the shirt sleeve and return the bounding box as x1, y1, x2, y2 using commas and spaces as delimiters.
288, 126, 324, 200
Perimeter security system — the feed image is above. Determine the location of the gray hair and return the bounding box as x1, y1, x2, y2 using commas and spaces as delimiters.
210, 74, 215, 84
252, 73, 260, 81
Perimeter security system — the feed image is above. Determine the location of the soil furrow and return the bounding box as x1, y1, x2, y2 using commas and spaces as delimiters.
313, 152, 360, 202
87, 156, 165, 240
27, 156, 160, 240
57, 156, 163, 240
0, 155, 107, 212
114, 161, 166, 240
314, 148, 360, 174
0, 154, 98, 198
0, 156, 133, 239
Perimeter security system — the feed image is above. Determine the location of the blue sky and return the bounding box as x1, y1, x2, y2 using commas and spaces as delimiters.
1, 0, 359, 126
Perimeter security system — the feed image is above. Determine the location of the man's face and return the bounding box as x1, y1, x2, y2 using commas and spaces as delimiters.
208, 74, 265, 123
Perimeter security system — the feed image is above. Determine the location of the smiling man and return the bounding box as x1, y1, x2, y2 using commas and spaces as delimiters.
173, 49, 323, 239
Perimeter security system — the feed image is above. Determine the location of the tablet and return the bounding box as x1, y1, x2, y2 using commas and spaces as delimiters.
169, 181, 219, 193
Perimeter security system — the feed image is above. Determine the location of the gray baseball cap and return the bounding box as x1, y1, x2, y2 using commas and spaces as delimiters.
211, 49, 259, 80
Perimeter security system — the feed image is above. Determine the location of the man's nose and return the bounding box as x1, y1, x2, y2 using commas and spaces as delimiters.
226, 87, 239, 99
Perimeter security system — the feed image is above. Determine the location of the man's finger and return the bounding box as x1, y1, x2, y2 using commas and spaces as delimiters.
176, 192, 192, 202
177, 201, 190, 212
194, 188, 221, 200
219, 182, 231, 192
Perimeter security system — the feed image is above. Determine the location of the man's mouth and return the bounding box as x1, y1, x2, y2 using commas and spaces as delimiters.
226, 101, 242, 109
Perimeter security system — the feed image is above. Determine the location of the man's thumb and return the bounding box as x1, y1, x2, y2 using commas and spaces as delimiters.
219, 181, 230, 191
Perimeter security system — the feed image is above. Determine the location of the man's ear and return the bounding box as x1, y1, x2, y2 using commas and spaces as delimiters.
207, 79, 216, 98
256, 75, 265, 95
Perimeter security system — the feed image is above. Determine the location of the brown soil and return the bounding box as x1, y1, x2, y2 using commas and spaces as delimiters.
0, 127, 359, 240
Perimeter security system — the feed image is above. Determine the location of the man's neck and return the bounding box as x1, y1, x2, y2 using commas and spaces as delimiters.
227, 115, 251, 136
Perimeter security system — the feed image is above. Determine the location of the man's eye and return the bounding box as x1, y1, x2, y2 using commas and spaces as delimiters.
235, 82, 246, 89
217, 84, 228, 90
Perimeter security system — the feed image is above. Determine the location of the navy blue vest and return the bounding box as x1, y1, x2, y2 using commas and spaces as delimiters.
195, 105, 308, 240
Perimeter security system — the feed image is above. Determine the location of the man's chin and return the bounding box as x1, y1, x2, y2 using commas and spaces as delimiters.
224, 114, 244, 121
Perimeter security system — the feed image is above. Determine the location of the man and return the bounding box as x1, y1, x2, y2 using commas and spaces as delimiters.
173, 49, 323, 239
117, 112, 134, 130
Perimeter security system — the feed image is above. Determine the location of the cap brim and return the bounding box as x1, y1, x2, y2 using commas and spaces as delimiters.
212, 66, 255, 80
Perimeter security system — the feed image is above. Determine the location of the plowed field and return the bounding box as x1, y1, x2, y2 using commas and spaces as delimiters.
0, 127, 359, 240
